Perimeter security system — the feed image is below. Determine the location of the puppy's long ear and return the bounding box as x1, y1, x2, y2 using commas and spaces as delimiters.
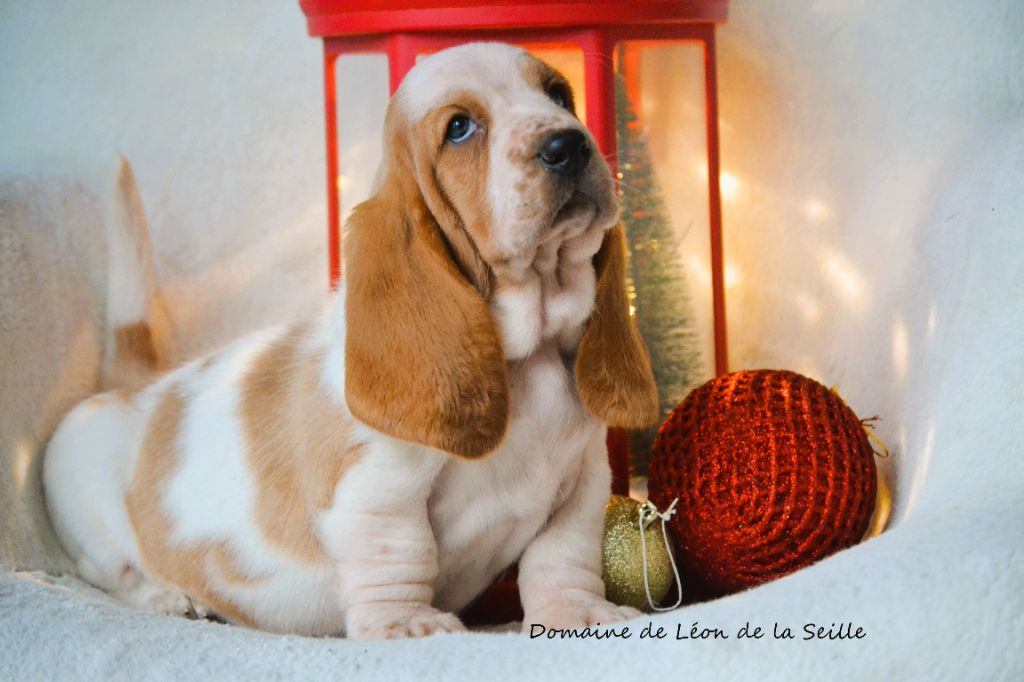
576, 224, 660, 428
344, 178, 508, 458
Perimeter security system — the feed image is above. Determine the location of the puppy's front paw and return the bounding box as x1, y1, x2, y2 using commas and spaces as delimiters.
346, 602, 466, 640
524, 594, 643, 632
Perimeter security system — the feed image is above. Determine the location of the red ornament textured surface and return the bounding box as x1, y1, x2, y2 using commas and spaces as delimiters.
648, 370, 877, 601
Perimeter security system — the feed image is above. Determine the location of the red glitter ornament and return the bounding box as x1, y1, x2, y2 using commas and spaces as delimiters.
648, 370, 877, 601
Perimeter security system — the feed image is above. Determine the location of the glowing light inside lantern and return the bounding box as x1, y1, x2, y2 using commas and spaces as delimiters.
719, 171, 740, 202
693, 162, 741, 202
724, 262, 741, 289
687, 256, 710, 293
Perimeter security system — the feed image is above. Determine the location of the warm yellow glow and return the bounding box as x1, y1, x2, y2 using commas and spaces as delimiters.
724, 262, 742, 289
687, 256, 711, 293
891, 317, 910, 383
865, 471, 892, 538
628, 304, 637, 317
719, 171, 741, 202
819, 250, 866, 306
684, 257, 738, 293
14, 440, 33, 493
336, 174, 351, 191
693, 161, 741, 202
803, 199, 831, 221
796, 356, 822, 379
641, 95, 658, 117
793, 291, 822, 323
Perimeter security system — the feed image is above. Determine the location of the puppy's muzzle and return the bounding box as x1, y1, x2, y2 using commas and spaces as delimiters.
538, 129, 591, 177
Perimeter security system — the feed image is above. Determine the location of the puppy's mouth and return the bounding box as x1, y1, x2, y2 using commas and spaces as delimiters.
551, 190, 591, 226
549, 184, 617, 234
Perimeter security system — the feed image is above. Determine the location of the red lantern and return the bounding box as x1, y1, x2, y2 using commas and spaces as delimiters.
296, 0, 732, 623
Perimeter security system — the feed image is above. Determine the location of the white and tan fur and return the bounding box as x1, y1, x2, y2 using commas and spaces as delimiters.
43, 43, 659, 639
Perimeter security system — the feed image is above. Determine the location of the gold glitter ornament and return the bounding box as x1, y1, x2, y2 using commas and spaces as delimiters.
601, 495, 678, 611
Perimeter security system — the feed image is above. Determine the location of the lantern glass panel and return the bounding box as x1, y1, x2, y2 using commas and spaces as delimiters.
616, 42, 715, 474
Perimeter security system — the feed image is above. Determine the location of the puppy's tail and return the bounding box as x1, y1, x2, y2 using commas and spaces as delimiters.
101, 156, 175, 391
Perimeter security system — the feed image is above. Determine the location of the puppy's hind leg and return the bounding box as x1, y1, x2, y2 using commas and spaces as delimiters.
77, 553, 198, 618
43, 393, 196, 619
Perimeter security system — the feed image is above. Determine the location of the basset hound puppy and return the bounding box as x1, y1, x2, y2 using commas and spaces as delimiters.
43, 42, 659, 639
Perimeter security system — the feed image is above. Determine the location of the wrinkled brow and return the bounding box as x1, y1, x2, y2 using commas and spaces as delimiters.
414, 91, 489, 147
436, 91, 488, 119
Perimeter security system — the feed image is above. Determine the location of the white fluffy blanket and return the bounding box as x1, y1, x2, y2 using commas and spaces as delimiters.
2, 492, 1019, 680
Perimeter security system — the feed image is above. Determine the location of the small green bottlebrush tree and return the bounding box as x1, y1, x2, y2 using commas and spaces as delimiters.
615, 75, 706, 476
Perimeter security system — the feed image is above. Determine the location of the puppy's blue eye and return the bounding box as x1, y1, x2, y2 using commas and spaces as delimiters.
445, 115, 477, 143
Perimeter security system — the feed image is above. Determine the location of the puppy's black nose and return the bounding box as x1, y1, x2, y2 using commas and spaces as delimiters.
538, 129, 591, 176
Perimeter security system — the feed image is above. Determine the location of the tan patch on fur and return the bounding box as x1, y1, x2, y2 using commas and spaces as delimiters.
296, 362, 368, 510
506, 119, 558, 166
239, 323, 365, 565
114, 322, 158, 368
411, 94, 495, 294
209, 544, 268, 588
105, 321, 170, 393
125, 390, 256, 626
519, 52, 576, 115
345, 103, 509, 459
110, 387, 137, 402
576, 224, 660, 427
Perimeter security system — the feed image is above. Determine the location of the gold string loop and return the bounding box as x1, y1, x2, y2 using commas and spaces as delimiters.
639, 498, 683, 612
860, 416, 890, 459
829, 385, 890, 459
